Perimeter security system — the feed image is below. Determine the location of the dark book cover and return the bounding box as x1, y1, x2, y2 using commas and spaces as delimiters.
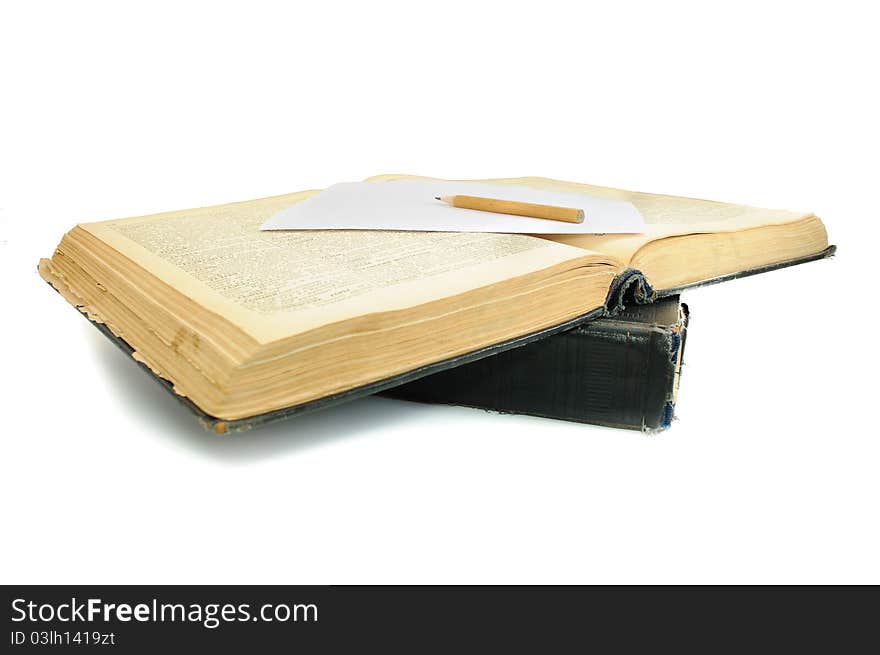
383, 296, 688, 431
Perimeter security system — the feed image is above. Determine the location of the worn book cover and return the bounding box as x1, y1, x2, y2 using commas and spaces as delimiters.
383, 296, 688, 431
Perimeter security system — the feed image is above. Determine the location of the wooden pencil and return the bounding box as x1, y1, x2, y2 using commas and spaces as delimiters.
435, 195, 585, 224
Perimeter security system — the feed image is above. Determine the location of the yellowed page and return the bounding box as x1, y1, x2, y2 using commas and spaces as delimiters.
368, 174, 815, 263
370, 173, 808, 230
84, 192, 607, 344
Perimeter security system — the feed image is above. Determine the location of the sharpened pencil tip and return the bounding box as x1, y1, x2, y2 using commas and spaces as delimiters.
434, 197, 441, 200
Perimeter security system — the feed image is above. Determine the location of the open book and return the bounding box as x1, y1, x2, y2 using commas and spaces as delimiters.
39, 175, 832, 431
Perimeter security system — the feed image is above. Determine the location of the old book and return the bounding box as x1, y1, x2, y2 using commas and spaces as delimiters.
383, 296, 688, 431
39, 175, 833, 432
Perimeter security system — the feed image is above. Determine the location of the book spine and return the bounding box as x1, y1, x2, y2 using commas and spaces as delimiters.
383, 304, 688, 431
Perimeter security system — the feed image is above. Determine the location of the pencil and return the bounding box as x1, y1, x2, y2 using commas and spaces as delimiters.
435, 195, 585, 224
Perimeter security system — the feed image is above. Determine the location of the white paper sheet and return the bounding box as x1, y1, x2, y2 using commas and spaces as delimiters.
261, 181, 645, 234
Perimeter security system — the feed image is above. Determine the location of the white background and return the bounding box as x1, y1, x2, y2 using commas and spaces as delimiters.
1, 1, 877, 584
